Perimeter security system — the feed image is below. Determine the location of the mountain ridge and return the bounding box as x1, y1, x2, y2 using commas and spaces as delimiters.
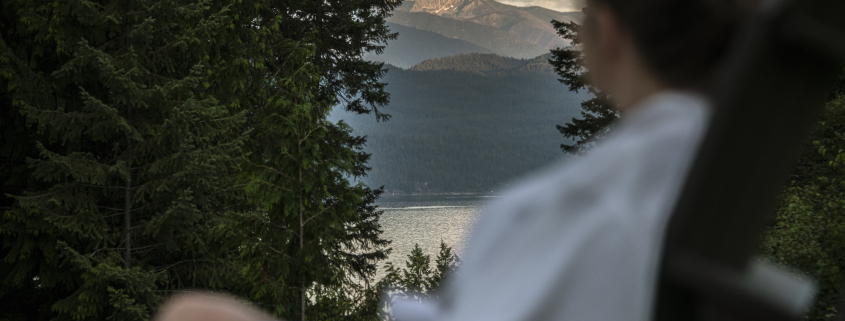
364, 23, 492, 68
410, 52, 555, 75
387, 11, 546, 58
404, 0, 581, 50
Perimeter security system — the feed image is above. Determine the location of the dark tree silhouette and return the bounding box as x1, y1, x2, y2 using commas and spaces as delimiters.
549, 17, 620, 155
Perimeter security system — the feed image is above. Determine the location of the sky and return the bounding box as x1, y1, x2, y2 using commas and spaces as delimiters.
497, 0, 586, 12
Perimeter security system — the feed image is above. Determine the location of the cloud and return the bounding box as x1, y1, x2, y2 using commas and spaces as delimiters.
496, 0, 586, 12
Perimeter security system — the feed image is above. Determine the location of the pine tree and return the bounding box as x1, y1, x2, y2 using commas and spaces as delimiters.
430, 240, 460, 291
216, 1, 399, 320
230, 59, 391, 320
381, 241, 460, 304
0, 0, 247, 319
386, 245, 433, 296
305, 0, 400, 122
1, 0, 400, 319
549, 16, 619, 155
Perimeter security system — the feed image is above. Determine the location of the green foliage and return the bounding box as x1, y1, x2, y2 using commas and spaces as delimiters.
430, 241, 460, 291
381, 241, 460, 302
334, 62, 587, 194
760, 85, 845, 321
0, 0, 249, 320
549, 17, 620, 155
227, 62, 392, 319
0, 0, 400, 320
212, 0, 399, 320
385, 245, 434, 296
307, 0, 399, 122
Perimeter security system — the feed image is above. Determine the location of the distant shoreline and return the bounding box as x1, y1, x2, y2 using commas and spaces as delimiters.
380, 192, 502, 197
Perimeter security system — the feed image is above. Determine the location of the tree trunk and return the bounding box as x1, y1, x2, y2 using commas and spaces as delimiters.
298, 137, 305, 321
124, 149, 132, 269
123, 20, 133, 271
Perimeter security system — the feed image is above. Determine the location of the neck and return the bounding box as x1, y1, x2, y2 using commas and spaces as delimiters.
614, 75, 664, 114
609, 51, 666, 114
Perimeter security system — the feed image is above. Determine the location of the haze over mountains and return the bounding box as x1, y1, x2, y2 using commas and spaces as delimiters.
497, 0, 585, 12
363, 23, 492, 69
366, 0, 582, 66
405, 0, 580, 50
343, 0, 588, 193
387, 11, 545, 60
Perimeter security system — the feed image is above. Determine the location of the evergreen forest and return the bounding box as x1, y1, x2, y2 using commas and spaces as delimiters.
0, 0, 405, 320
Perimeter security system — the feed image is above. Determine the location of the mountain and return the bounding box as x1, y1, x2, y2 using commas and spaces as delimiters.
363, 23, 492, 69
331, 54, 590, 193
402, 0, 581, 51
410, 52, 555, 75
387, 11, 546, 59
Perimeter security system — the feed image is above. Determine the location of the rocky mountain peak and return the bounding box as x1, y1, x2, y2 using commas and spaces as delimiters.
411, 0, 470, 12
410, 0, 502, 19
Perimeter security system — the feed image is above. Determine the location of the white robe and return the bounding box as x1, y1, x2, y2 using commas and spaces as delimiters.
391, 91, 711, 321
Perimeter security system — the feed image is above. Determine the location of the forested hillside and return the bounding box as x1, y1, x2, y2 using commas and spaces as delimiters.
333, 54, 589, 194
363, 23, 492, 68
411, 52, 555, 75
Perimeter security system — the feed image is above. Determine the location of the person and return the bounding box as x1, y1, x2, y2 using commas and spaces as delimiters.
156, 293, 273, 321
156, 0, 741, 320
390, 0, 739, 320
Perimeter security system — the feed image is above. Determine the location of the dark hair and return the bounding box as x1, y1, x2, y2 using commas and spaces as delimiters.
590, 0, 742, 87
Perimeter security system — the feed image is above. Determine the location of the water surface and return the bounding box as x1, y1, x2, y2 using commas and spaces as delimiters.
376, 195, 496, 279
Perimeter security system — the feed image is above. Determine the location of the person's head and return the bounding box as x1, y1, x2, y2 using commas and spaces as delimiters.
580, 0, 743, 110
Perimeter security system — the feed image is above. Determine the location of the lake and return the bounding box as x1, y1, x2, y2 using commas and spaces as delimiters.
375, 194, 497, 279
